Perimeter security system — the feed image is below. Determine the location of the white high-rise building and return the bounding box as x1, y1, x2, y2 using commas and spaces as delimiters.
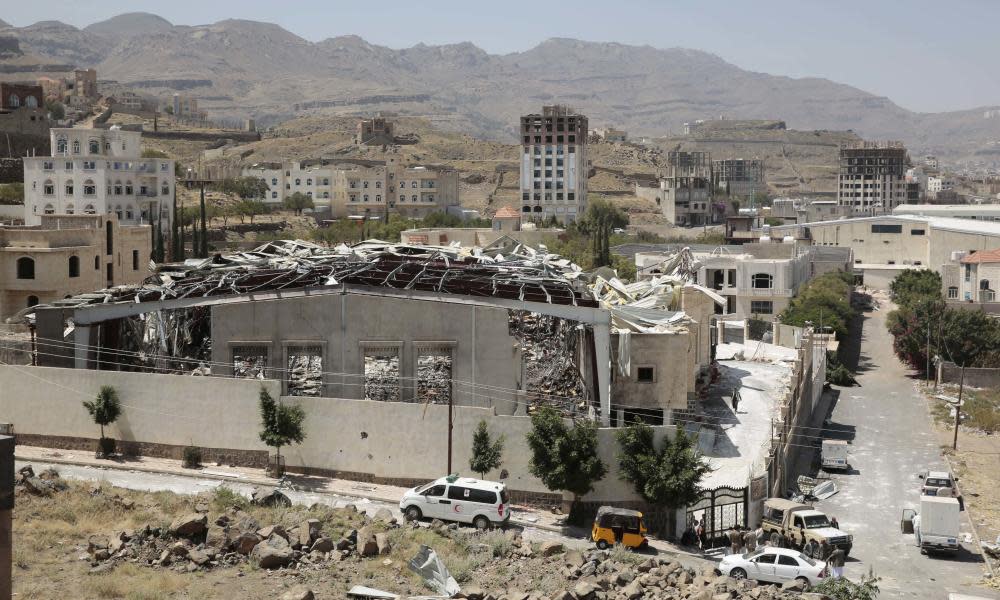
22, 127, 174, 229
519, 105, 589, 223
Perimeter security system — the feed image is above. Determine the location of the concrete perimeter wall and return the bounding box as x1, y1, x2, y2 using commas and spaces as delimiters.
0, 365, 673, 505
938, 361, 1000, 389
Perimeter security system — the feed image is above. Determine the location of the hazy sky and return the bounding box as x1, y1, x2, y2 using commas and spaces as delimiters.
5, 0, 999, 113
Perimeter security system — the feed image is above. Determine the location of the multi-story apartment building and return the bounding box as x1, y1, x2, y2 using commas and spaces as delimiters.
712, 158, 764, 199
659, 151, 714, 226
948, 249, 1000, 304
519, 105, 589, 223
837, 142, 908, 215
22, 127, 174, 232
0, 214, 150, 320
244, 159, 459, 219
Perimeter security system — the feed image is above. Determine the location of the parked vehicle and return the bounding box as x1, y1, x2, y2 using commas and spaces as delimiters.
821, 440, 849, 471
902, 496, 961, 554
718, 547, 827, 589
399, 475, 510, 530
591, 506, 648, 550
761, 498, 852, 556
919, 470, 959, 498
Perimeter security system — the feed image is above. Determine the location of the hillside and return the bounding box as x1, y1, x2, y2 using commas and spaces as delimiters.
3, 14, 999, 159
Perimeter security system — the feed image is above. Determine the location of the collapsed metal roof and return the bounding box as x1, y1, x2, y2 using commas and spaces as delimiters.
12, 239, 598, 323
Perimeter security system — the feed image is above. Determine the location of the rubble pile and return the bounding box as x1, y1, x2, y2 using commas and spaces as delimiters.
84, 495, 402, 575
417, 355, 453, 404
287, 353, 324, 397
15, 465, 68, 496
364, 355, 402, 402
509, 311, 588, 413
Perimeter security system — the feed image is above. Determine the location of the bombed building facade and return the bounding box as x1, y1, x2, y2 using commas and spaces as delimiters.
25, 239, 720, 427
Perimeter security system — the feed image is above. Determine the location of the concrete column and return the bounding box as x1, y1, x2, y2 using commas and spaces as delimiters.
0, 435, 13, 600
593, 322, 612, 427
74, 325, 91, 369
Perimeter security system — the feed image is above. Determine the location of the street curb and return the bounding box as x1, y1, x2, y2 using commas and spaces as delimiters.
16, 453, 706, 561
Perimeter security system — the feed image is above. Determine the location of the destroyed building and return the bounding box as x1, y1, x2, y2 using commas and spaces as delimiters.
23, 238, 721, 426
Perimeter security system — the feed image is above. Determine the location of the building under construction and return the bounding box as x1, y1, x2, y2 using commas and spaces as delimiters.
659, 151, 714, 226
837, 141, 909, 215
712, 158, 765, 200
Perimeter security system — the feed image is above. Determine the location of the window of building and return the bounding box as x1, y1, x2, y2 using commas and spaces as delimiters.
375, 194, 381, 202
416, 347, 453, 404
636, 366, 655, 383
411, 181, 418, 188
94, 255, 100, 270
232, 344, 269, 379
363, 194, 369, 202
65, 161, 72, 171
65, 181, 74, 195
56, 138, 67, 153
132, 250, 139, 270
161, 183, 169, 196
43, 180, 54, 196
911, 229, 925, 235
295, 178, 301, 186
751, 273, 773, 289
16, 257, 35, 279
271, 191, 277, 199
750, 300, 773, 315
83, 160, 95, 170
67, 255, 80, 278
363, 181, 369, 189
26, 295, 38, 308
84, 203, 95, 214
965, 264, 971, 282
271, 177, 277, 185
871, 223, 902, 234
65, 204, 74, 214
286, 344, 323, 397
947, 286, 958, 299
363, 345, 401, 402
399, 194, 405, 202
43, 204, 54, 215
114, 182, 122, 195
88, 140, 99, 154
412, 195, 417, 202
72, 140, 80, 154
125, 182, 133, 195
83, 180, 95, 196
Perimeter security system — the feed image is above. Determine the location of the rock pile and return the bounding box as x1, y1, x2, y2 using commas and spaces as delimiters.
84, 501, 401, 575
15, 465, 68, 496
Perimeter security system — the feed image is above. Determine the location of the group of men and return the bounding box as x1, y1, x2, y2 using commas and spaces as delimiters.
690, 519, 846, 579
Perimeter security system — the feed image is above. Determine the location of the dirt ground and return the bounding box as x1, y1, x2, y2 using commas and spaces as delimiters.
12, 479, 627, 600
927, 385, 1000, 558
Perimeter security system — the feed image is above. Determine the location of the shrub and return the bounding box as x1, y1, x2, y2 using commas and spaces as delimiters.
182, 446, 202, 469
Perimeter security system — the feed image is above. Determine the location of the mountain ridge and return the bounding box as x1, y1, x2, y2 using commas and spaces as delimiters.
2, 14, 999, 157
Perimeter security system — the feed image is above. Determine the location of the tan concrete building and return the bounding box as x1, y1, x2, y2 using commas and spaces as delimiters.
659, 151, 715, 226
74, 69, 97, 100
837, 142, 909, 215
941, 248, 1000, 304
519, 105, 589, 223
769, 215, 1000, 290
356, 117, 395, 145
0, 214, 150, 320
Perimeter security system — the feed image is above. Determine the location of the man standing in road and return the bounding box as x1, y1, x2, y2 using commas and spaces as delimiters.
731, 386, 741, 413
743, 526, 757, 553
818, 539, 833, 561
827, 547, 846, 579
729, 526, 744, 555
803, 538, 817, 558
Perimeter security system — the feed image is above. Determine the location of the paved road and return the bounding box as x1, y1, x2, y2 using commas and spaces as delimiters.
812, 307, 997, 599
17, 460, 711, 572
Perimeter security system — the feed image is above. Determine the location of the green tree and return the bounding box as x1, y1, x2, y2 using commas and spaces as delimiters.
576, 198, 629, 267
83, 385, 122, 456
0, 183, 24, 205
235, 199, 269, 224
813, 570, 880, 600
469, 420, 504, 479
525, 406, 607, 522
779, 271, 856, 340
889, 269, 942, 308
44, 100, 65, 120
616, 423, 710, 536
283, 192, 314, 215
258, 386, 307, 467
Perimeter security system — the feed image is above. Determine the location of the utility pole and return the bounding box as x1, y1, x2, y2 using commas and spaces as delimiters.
199, 182, 208, 258
447, 392, 454, 474
953, 365, 965, 450
926, 322, 932, 386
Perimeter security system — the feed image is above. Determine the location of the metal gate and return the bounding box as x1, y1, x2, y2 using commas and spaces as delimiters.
686, 485, 749, 548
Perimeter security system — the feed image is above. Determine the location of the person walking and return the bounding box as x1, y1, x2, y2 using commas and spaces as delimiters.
798, 526, 807, 550
818, 539, 832, 561
803, 538, 817, 558
828, 547, 846, 579
729, 526, 744, 555
731, 387, 741, 413
695, 518, 705, 550
743, 527, 757, 553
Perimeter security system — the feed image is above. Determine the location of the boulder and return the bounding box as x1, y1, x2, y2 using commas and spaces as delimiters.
299, 519, 321, 547
782, 580, 807, 593
573, 581, 598, 600
373, 507, 395, 524
194, 503, 209, 513
564, 550, 585, 568
257, 525, 289, 541
250, 534, 293, 569
235, 532, 263, 555
540, 541, 564, 557
310, 537, 334, 553
336, 537, 353, 551
187, 548, 210, 566
623, 579, 644, 600
170, 513, 208, 538
280, 588, 315, 600
251, 487, 292, 507
170, 542, 189, 557
375, 532, 392, 555
356, 527, 379, 557
459, 584, 485, 600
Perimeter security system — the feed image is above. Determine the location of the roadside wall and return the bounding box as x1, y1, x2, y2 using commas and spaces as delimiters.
0, 365, 675, 505
938, 361, 1000, 389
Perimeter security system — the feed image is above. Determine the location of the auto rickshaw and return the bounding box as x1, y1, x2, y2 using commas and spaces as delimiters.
591, 506, 648, 549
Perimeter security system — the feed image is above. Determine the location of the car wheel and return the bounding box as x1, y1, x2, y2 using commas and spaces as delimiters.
596, 539, 609, 550
730, 568, 747, 580
795, 577, 810, 590
473, 516, 491, 531
404, 506, 422, 522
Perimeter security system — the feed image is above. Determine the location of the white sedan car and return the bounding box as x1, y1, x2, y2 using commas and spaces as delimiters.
718, 547, 827, 589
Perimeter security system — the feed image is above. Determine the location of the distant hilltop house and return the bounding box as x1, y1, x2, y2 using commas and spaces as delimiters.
356, 117, 395, 145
